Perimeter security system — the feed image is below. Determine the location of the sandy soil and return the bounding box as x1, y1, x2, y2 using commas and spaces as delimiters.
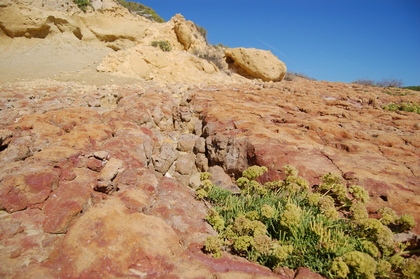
0, 34, 143, 86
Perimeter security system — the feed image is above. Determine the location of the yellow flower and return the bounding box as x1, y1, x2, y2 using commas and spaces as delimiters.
252, 234, 273, 256
343, 251, 377, 279
349, 185, 370, 203
330, 257, 350, 279
242, 165, 268, 180
205, 236, 223, 258
378, 207, 398, 225
280, 203, 302, 228
261, 204, 275, 219
234, 235, 254, 252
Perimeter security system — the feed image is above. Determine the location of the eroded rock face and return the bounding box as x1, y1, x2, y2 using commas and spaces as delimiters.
0, 60, 419, 279
78, 7, 152, 50
0, 0, 80, 12
225, 47, 287, 81
0, 2, 419, 278
0, 4, 82, 38
0, 80, 289, 279
0, 1, 262, 84
97, 44, 221, 83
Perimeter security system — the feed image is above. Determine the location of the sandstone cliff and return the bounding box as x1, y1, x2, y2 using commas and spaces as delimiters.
0, 0, 287, 84
0, 1, 419, 278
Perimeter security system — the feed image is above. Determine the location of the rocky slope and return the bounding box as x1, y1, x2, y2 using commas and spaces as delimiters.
0, 1, 419, 278
0, 0, 286, 84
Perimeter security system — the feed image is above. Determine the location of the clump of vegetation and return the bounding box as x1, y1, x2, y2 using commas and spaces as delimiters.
151, 41, 171, 52
383, 87, 414, 96
193, 45, 227, 71
382, 102, 420, 114
403, 86, 420, 91
353, 78, 403, 88
194, 24, 208, 42
284, 72, 317, 81
196, 165, 418, 278
73, 0, 93, 12
117, 0, 164, 22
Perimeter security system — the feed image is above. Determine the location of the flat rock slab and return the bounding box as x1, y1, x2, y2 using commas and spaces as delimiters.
0, 80, 290, 279
190, 81, 420, 234
0, 78, 419, 278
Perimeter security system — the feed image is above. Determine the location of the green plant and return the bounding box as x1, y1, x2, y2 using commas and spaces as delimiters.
117, 0, 164, 22
194, 23, 208, 42
383, 89, 412, 96
403, 86, 420, 91
151, 41, 171, 52
382, 102, 420, 114
73, 0, 93, 12
196, 165, 418, 278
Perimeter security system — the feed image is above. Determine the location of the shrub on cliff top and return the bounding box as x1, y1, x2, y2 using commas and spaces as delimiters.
403, 86, 420, 91
284, 72, 317, 81
353, 78, 403, 88
196, 165, 418, 278
117, 0, 164, 22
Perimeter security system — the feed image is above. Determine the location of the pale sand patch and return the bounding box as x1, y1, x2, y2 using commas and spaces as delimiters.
0, 34, 142, 85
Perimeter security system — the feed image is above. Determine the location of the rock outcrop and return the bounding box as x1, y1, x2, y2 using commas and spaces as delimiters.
189, 81, 420, 233
0, 80, 287, 279
0, 3, 81, 38
95, 13, 229, 82
97, 44, 221, 83
0, 1, 286, 84
225, 47, 287, 81
0, 1, 419, 278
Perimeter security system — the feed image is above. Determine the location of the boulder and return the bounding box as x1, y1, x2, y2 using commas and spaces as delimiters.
205, 134, 254, 177
152, 141, 179, 174
195, 153, 209, 172
225, 47, 287, 81
177, 133, 199, 152
208, 166, 240, 193
175, 153, 196, 175
172, 13, 207, 52
142, 13, 208, 53
194, 137, 206, 153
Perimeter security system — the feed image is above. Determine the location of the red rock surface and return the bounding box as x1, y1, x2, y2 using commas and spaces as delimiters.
190, 79, 420, 234
0, 80, 286, 278
0, 78, 419, 278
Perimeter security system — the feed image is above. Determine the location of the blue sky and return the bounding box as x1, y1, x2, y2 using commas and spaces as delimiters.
135, 0, 420, 86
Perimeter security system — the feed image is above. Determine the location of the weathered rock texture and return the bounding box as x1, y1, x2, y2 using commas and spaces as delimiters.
225, 47, 287, 81
0, 1, 419, 278
0, 80, 288, 279
0, 76, 419, 278
0, 1, 286, 84
190, 80, 420, 232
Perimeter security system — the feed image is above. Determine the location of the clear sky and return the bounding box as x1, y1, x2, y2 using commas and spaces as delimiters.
135, 0, 420, 86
